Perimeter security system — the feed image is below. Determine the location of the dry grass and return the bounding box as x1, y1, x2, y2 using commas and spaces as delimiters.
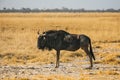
0, 12, 120, 41
0, 13, 120, 80
0, 12, 120, 64
101, 53, 120, 65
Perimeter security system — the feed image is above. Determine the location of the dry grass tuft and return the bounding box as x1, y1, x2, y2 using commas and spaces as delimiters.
96, 53, 120, 65
102, 53, 120, 64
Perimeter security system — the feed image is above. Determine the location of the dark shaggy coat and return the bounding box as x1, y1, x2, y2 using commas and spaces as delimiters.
37, 30, 95, 68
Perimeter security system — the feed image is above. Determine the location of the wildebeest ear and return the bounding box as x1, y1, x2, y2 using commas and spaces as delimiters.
37, 31, 40, 35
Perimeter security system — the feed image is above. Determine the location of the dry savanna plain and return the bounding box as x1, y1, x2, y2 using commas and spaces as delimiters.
0, 13, 120, 80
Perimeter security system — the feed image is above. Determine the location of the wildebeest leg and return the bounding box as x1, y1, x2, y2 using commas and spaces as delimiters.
55, 50, 60, 68
82, 47, 93, 69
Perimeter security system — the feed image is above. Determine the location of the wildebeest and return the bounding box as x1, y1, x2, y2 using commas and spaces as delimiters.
37, 30, 95, 69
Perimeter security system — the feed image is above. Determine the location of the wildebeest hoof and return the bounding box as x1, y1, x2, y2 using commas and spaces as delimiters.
55, 66, 59, 68
85, 67, 92, 69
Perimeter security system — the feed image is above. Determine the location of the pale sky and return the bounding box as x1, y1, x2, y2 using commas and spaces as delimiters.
0, 0, 120, 10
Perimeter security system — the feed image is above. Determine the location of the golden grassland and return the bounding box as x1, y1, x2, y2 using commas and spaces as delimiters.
0, 12, 120, 64
0, 13, 120, 42
0, 13, 120, 80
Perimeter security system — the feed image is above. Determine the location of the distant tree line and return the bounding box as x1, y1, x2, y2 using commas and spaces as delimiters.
0, 7, 120, 13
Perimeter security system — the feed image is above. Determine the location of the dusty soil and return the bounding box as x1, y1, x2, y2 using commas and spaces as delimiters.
0, 59, 120, 80
0, 43, 120, 80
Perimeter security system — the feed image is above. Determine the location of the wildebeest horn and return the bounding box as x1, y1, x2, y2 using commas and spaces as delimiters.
37, 31, 40, 35
42, 31, 46, 36
37, 31, 42, 35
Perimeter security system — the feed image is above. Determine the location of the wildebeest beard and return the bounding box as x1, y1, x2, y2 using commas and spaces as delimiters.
37, 36, 53, 51
37, 35, 47, 50
45, 36, 57, 51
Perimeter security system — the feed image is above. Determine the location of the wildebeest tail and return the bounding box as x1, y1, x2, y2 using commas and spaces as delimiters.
89, 39, 95, 60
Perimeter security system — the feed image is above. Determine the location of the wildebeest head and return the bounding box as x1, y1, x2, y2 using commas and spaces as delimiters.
37, 32, 47, 50
37, 30, 58, 51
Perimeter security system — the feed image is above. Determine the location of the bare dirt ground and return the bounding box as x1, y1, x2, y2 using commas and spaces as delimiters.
0, 60, 120, 80
0, 43, 120, 80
